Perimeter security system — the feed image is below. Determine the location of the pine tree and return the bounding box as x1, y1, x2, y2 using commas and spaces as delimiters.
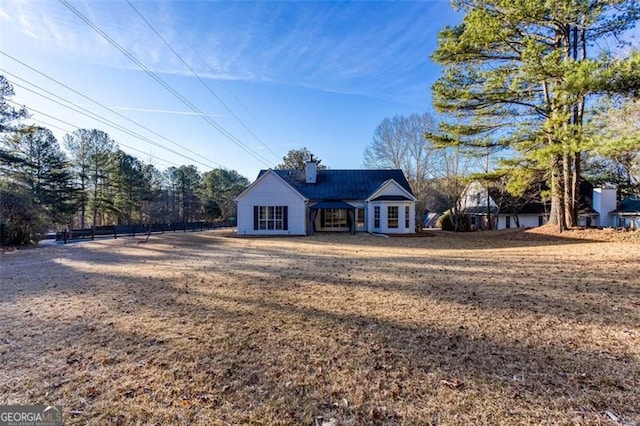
64, 129, 116, 229
431, 0, 640, 230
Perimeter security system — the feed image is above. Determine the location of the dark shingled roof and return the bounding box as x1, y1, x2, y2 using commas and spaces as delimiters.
257, 169, 414, 201
611, 197, 640, 215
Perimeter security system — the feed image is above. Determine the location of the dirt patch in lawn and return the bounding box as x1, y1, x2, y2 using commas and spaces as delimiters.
1, 228, 639, 425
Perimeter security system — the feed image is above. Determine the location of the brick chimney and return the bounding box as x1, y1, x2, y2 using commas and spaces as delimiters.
305, 155, 317, 184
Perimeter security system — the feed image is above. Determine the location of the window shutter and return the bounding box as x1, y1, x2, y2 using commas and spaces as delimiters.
283, 206, 288, 230
253, 206, 259, 230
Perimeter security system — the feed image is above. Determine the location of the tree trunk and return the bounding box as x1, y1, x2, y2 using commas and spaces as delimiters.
80, 165, 86, 229
548, 156, 566, 232
486, 185, 492, 230
571, 152, 580, 225
563, 150, 576, 228
92, 162, 99, 232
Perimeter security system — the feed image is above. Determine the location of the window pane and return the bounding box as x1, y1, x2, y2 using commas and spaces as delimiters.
256, 206, 286, 230
388, 206, 398, 228
323, 208, 348, 228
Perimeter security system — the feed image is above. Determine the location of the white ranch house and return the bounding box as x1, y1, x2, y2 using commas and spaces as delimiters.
236, 161, 417, 235
461, 181, 623, 229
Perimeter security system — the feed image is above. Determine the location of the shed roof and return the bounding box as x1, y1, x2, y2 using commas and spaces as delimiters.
611, 197, 640, 215
310, 201, 355, 210
257, 169, 414, 201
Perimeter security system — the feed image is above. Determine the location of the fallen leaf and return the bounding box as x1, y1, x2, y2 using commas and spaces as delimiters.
440, 379, 464, 389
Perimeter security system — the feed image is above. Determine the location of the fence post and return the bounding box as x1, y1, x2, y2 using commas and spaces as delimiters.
91, 228, 95, 241
64, 230, 68, 244
114, 227, 117, 239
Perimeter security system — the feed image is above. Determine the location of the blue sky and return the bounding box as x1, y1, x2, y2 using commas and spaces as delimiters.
0, 1, 461, 180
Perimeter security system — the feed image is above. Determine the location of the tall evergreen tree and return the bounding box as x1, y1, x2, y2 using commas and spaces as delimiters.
0, 75, 29, 169
112, 150, 149, 225
2, 126, 76, 226
165, 165, 202, 224
431, 0, 640, 230
201, 169, 249, 220
0, 75, 28, 135
64, 129, 116, 229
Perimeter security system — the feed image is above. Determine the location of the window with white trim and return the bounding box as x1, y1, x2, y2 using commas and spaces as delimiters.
257, 206, 285, 230
374, 206, 380, 228
405, 206, 410, 228
388, 206, 399, 228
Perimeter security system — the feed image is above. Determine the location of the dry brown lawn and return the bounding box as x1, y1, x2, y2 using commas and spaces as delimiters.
0, 228, 639, 425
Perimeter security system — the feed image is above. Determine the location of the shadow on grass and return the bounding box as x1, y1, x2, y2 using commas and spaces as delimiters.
1, 230, 638, 423
229, 227, 624, 250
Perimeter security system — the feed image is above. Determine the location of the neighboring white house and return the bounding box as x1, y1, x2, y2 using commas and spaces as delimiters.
610, 196, 640, 229
236, 161, 417, 235
461, 181, 620, 230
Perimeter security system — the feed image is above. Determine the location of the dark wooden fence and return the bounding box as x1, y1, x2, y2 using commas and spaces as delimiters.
55, 221, 235, 244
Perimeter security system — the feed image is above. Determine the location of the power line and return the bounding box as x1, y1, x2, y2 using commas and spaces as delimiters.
7, 98, 182, 168
145, 0, 281, 161
3, 71, 221, 170
29, 116, 179, 169
0, 51, 224, 169
28, 117, 73, 135
59, 0, 274, 168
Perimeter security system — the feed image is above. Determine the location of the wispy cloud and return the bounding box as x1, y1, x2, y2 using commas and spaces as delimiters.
2, 1, 459, 103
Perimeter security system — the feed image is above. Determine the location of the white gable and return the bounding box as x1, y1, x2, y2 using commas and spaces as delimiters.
236, 170, 305, 202
461, 181, 498, 210
236, 170, 307, 235
367, 179, 417, 201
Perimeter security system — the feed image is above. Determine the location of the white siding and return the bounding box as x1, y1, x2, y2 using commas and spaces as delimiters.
593, 188, 617, 227
367, 180, 416, 234
237, 172, 307, 235
367, 201, 415, 234
497, 214, 545, 229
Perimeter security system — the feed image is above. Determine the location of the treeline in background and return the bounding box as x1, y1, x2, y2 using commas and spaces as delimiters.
0, 76, 249, 245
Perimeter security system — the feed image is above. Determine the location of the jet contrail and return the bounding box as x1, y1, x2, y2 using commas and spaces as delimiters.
99, 105, 221, 117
